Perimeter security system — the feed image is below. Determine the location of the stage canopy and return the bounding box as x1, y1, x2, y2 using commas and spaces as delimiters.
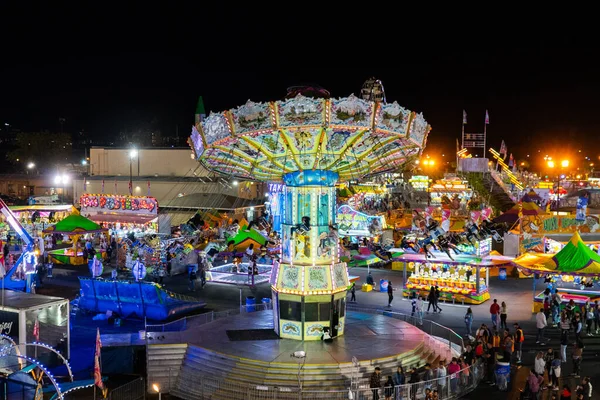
512, 231, 600, 276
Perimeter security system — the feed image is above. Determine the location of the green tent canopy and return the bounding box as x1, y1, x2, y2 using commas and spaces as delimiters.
43, 214, 107, 234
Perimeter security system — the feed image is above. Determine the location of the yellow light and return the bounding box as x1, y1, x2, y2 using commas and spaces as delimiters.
429, 160, 435, 166
422, 160, 429, 165
591, 163, 595, 167
547, 161, 555, 168
577, 175, 581, 179
152, 384, 160, 393
561, 160, 569, 168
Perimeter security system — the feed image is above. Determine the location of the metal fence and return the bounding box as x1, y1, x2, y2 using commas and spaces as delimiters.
145, 303, 272, 332
109, 377, 145, 400
167, 360, 483, 400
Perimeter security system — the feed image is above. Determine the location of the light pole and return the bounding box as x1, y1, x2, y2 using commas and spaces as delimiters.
129, 149, 138, 195
54, 174, 69, 204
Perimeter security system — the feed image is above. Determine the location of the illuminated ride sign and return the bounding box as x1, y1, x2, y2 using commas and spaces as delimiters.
79, 194, 158, 215
337, 205, 386, 237
475, 238, 492, 257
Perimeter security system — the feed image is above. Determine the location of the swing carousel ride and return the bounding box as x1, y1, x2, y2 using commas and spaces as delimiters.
189, 83, 430, 340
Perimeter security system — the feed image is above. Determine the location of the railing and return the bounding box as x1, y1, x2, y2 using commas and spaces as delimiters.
168, 360, 483, 400
346, 304, 465, 355
109, 377, 145, 400
145, 303, 272, 333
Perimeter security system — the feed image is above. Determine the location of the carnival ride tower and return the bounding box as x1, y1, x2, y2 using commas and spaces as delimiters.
189, 87, 430, 340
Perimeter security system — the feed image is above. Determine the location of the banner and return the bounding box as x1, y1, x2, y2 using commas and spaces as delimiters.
576, 194, 588, 222
337, 205, 386, 237
481, 207, 493, 221
470, 211, 481, 225
80, 194, 158, 215
441, 209, 451, 232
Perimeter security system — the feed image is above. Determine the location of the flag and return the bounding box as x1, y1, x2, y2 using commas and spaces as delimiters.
147, 180, 150, 196
462, 110, 467, 124
101, 179, 105, 193
33, 318, 39, 342
94, 328, 107, 395
499, 140, 507, 158
485, 110, 490, 124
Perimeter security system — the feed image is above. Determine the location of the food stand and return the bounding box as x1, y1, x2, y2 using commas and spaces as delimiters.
396, 250, 514, 305
79, 194, 158, 237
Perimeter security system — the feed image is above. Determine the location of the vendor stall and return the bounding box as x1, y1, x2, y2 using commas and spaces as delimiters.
512, 231, 600, 312
396, 252, 514, 304
43, 215, 108, 265
0, 205, 75, 240
79, 194, 158, 237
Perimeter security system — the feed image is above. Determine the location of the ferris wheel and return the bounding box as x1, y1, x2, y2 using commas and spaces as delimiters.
360, 77, 386, 103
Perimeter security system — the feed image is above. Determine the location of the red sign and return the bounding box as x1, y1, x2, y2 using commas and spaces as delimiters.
79, 194, 158, 214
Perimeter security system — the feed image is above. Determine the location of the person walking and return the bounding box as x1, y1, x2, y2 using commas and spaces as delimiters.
513, 323, 524, 363
490, 299, 500, 330
560, 329, 568, 363
465, 308, 473, 336
370, 367, 382, 400
571, 341, 583, 378
574, 315, 583, 342
550, 354, 561, 391
434, 286, 442, 313
594, 301, 600, 334
426, 286, 436, 313
387, 281, 394, 307
500, 301, 508, 330
527, 371, 543, 400
536, 309, 548, 344
350, 283, 356, 302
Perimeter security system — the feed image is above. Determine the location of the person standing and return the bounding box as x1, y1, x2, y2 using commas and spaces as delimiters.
513, 323, 524, 363
550, 354, 561, 391
350, 283, 356, 302
411, 294, 417, 317
585, 305, 594, 336
489, 299, 500, 330
465, 308, 473, 336
560, 329, 568, 363
437, 360, 447, 395
416, 296, 424, 326
536, 309, 548, 344
500, 301, 508, 331
370, 367, 382, 400
594, 301, 600, 334
527, 371, 543, 400
578, 377, 593, 400
574, 315, 583, 342
572, 341, 583, 378
534, 351, 545, 377
387, 281, 394, 307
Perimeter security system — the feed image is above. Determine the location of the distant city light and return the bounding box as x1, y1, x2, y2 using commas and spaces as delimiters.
27, 162, 35, 169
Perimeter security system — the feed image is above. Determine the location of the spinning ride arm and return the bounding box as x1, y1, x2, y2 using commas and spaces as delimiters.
0, 198, 35, 270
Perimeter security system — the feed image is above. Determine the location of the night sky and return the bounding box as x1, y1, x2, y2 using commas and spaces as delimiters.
1, 6, 598, 172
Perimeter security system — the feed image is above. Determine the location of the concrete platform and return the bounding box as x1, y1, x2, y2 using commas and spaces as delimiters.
174, 310, 426, 365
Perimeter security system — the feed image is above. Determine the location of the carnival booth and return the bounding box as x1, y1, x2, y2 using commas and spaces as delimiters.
396, 250, 514, 305
79, 194, 158, 237
43, 215, 108, 265
512, 231, 600, 312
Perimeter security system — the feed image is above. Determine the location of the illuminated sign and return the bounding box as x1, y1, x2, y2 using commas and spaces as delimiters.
189, 126, 205, 159
79, 194, 158, 215
268, 183, 285, 193
475, 238, 492, 257
337, 205, 386, 237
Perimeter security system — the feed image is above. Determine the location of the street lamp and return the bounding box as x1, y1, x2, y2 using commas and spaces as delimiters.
129, 149, 137, 195
54, 174, 69, 203
152, 383, 161, 400
561, 160, 569, 168
27, 162, 35, 175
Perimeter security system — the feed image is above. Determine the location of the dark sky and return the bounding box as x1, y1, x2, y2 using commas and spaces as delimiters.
1, 5, 598, 172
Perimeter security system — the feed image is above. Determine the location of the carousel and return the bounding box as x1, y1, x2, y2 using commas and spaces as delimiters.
189, 86, 429, 340
43, 214, 108, 265
512, 231, 600, 312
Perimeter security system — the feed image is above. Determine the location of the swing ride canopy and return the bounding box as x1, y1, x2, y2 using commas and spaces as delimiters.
43, 214, 107, 234
512, 231, 600, 276
188, 94, 430, 182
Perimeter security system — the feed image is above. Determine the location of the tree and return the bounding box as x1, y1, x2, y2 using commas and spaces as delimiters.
8, 132, 72, 170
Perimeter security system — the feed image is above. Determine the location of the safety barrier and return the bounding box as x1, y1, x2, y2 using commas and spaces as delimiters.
109, 377, 145, 400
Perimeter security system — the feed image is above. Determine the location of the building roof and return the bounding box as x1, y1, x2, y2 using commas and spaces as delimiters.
161, 193, 263, 211
0, 290, 67, 312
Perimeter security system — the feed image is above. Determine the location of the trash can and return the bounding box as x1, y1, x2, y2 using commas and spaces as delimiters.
379, 279, 388, 292
246, 296, 256, 312
495, 361, 510, 391
261, 298, 271, 310
498, 268, 507, 281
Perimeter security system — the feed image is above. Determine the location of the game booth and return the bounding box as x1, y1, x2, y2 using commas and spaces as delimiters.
395, 239, 514, 305
512, 231, 600, 312
43, 214, 107, 265
79, 194, 158, 237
